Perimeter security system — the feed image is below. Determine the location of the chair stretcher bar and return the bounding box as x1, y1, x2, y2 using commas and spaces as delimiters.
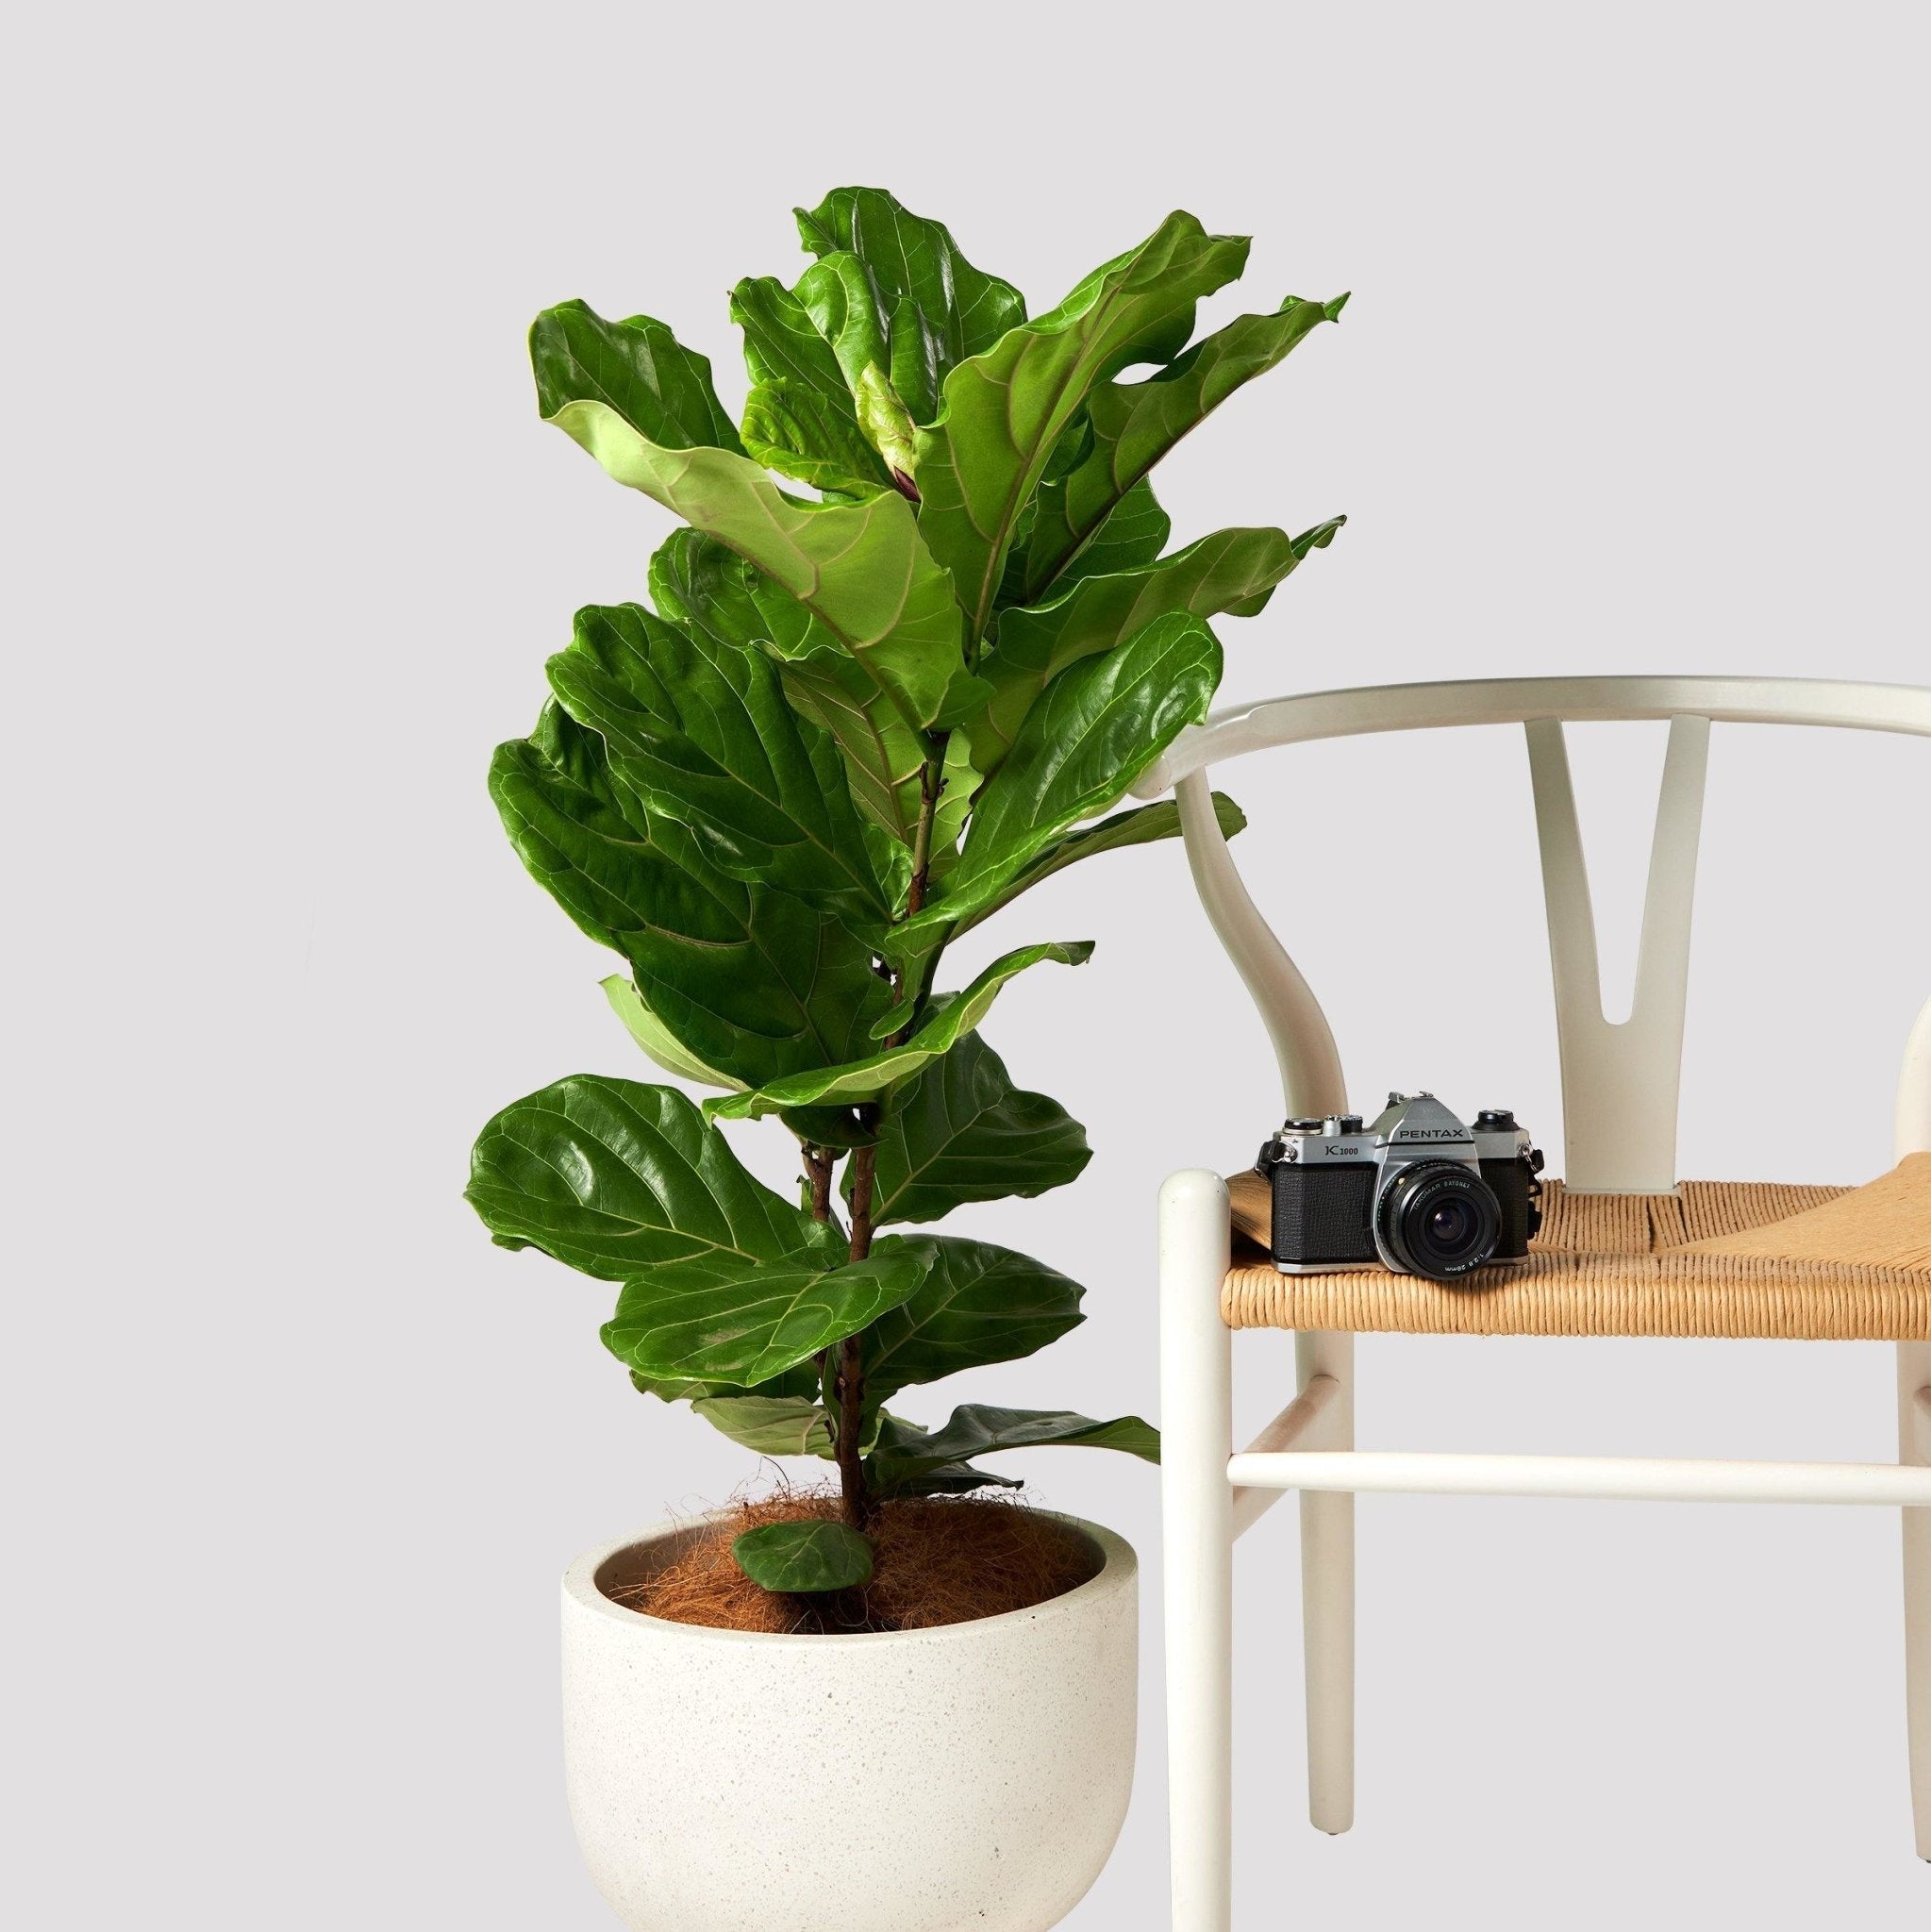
1225, 1447, 1931, 1507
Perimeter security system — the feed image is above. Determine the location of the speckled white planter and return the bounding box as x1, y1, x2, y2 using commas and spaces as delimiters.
560, 1512, 1137, 1932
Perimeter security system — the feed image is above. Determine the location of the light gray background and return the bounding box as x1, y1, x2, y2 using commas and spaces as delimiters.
9, 3, 1929, 1926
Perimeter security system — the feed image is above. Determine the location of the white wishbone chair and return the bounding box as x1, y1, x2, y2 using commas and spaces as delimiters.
1141, 675, 1931, 1930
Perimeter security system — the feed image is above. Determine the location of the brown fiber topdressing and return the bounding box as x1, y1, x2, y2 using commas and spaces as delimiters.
608, 1494, 1102, 1636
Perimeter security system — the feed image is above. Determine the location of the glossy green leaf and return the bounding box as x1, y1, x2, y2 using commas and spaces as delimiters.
601, 974, 742, 1091
867, 1404, 1160, 1495
530, 301, 743, 455
741, 379, 890, 496
857, 1033, 1090, 1225
546, 602, 889, 920
491, 711, 892, 1090
794, 187, 1027, 425
543, 397, 969, 729
729, 275, 888, 490
970, 526, 1312, 771
705, 941, 1093, 1122
466, 1076, 840, 1281
605, 1244, 926, 1386
1021, 292, 1347, 600
858, 1235, 1087, 1399
632, 1362, 821, 1405
1039, 477, 1170, 590
851, 361, 918, 484
691, 1394, 833, 1457
641, 529, 931, 865
897, 612, 1222, 942
732, 1519, 874, 1592
879, 1458, 1026, 1497
648, 526, 833, 665
913, 211, 1250, 641
950, 792, 1246, 941
772, 649, 927, 855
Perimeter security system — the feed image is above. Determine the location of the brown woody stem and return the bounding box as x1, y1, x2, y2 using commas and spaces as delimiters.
836, 1137, 880, 1528
904, 734, 946, 924
801, 1144, 835, 1223
830, 727, 949, 1526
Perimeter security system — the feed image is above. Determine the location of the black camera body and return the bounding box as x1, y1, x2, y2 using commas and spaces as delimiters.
1257, 1093, 1544, 1285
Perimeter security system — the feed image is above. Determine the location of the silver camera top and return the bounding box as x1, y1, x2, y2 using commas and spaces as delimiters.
1271, 1092, 1532, 1172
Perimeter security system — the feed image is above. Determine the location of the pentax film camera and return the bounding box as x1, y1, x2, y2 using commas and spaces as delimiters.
1256, 1093, 1544, 1285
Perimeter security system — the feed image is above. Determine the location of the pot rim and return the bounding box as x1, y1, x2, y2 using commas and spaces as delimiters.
562, 1506, 1136, 1649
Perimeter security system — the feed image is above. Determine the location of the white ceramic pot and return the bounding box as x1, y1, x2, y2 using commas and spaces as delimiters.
560, 1512, 1137, 1932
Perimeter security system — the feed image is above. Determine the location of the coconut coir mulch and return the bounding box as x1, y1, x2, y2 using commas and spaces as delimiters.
608, 1491, 1100, 1636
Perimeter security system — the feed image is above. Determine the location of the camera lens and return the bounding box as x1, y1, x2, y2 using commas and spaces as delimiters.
1373, 1162, 1501, 1283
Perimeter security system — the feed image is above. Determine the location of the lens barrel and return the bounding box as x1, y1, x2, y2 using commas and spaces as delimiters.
1373, 1160, 1502, 1283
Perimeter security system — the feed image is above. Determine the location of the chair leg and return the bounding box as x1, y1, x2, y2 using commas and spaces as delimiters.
1903, 1341, 1931, 1859
1160, 1171, 1234, 1932
1297, 1329, 1356, 1835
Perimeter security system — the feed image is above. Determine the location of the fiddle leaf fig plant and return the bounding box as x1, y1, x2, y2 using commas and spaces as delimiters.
469, 187, 1344, 1597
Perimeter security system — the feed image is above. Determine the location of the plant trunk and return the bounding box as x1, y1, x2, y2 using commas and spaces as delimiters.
831, 731, 944, 1531
904, 735, 947, 923
837, 1141, 880, 1528
801, 1144, 835, 1223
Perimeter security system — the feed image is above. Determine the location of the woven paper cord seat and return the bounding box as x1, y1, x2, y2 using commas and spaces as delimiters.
1222, 1154, 1931, 1341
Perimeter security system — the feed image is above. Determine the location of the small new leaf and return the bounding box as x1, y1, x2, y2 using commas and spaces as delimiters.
732, 1519, 874, 1593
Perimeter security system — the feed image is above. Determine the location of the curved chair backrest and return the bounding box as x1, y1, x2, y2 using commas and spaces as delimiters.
1133, 676, 1931, 1193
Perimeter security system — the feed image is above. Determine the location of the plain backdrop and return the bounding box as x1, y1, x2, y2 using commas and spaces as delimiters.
8, 3, 1930, 1926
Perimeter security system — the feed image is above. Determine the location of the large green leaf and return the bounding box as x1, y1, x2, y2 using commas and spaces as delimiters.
897, 612, 1222, 943
601, 974, 742, 1091
1020, 292, 1347, 600
530, 301, 743, 455
949, 792, 1246, 941
546, 602, 888, 920
857, 1033, 1090, 1225
774, 649, 927, 857
729, 275, 888, 491
858, 1235, 1087, 1399
632, 1362, 821, 1405
605, 1244, 926, 1385
466, 1076, 840, 1281
689, 1395, 885, 1458
491, 711, 892, 1089
642, 529, 930, 865
648, 526, 833, 664
1040, 476, 1170, 590
867, 1404, 1160, 1496
542, 397, 974, 729
705, 941, 1093, 1122
692, 1394, 834, 1456
912, 211, 1250, 641
970, 525, 1318, 771
732, 1519, 874, 1592
741, 379, 890, 497
793, 187, 1027, 426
